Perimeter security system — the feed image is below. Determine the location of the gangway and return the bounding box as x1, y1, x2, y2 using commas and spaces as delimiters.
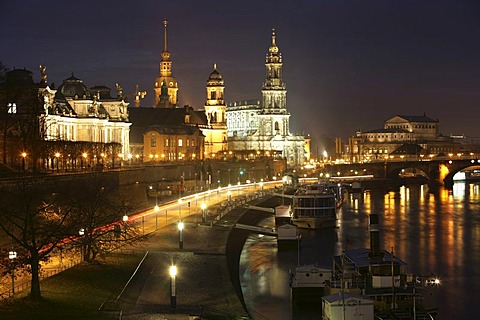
233, 223, 277, 236
240, 204, 275, 213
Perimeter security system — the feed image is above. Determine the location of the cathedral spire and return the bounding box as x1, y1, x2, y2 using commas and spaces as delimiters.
154, 18, 178, 107
163, 18, 168, 52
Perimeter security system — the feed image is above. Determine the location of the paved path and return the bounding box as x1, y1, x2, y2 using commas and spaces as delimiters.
112, 187, 283, 320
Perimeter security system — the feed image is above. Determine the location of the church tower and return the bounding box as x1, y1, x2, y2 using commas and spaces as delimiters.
258, 29, 291, 137
202, 64, 227, 157
154, 19, 178, 108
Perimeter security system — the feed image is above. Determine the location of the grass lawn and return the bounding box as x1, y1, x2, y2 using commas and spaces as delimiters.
0, 253, 143, 320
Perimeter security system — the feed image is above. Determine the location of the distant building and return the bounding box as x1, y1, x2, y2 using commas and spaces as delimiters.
129, 106, 205, 162
153, 19, 178, 108
200, 64, 228, 158
226, 29, 306, 167
346, 114, 470, 162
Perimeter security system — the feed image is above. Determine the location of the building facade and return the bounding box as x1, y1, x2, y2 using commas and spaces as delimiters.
143, 125, 204, 162
42, 75, 131, 158
153, 19, 178, 108
201, 64, 228, 158
346, 114, 466, 163
226, 29, 305, 167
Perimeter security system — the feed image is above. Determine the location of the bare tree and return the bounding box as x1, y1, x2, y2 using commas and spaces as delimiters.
65, 175, 142, 263
0, 181, 76, 300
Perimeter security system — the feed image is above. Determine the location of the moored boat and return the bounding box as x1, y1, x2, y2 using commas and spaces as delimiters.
291, 182, 338, 229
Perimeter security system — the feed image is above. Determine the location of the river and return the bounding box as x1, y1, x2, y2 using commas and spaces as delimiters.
239, 182, 480, 320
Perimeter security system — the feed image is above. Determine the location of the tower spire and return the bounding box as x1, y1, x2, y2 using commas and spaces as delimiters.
271, 28, 276, 46
163, 18, 168, 52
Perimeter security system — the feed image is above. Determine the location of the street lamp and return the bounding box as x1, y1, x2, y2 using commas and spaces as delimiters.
178, 198, 182, 220
227, 190, 232, 202
82, 152, 87, 170
8, 251, 17, 295
201, 202, 207, 223
259, 181, 264, 195
79, 228, 85, 261
123, 214, 129, 238
55, 152, 60, 172
21, 152, 27, 173
169, 265, 177, 309
178, 221, 184, 249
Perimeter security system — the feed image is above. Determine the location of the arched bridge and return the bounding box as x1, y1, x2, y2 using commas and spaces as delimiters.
324, 158, 480, 187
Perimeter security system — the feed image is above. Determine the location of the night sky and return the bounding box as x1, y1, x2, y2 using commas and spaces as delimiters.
2, 0, 480, 147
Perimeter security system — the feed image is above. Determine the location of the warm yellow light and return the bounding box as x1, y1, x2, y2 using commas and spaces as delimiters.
82, 152, 87, 158
154, 205, 159, 212
149, 154, 154, 159
178, 221, 184, 231
21, 152, 27, 158
169, 265, 177, 277
123, 214, 128, 222
201, 203, 206, 210
55, 152, 60, 158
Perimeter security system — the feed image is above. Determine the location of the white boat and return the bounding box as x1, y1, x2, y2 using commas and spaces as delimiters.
291, 183, 338, 229
289, 264, 333, 303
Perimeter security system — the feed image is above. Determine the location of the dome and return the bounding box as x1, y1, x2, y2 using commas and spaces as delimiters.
57, 74, 89, 99
207, 64, 224, 86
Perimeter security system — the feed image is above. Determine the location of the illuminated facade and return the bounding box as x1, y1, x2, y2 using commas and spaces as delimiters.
154, 19, 178, 108
226, 29, 305, 166
347, 114, 463, 162
41, 75, 131, 158
201, 64, 227, 157
143, 125, 204, 162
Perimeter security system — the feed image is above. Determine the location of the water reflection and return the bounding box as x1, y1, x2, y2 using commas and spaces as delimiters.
239, 182, 480, 320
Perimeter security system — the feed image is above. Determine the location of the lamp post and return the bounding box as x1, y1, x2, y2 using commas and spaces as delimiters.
55, 152, 60, 172
178, 198, 182, 220
78, 228, 85, 261
8, 251, 17, 295
21, 152, 27, 173
259, 181, 264, 195
227, 190, 231, 202
123, 214, 128, 238
82, 152, 87, 171
178, 221, 184, 249
169, 265, 177, 309
201, 202, 207, 223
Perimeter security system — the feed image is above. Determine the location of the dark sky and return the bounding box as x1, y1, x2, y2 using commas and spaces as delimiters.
2, 0, 480, 144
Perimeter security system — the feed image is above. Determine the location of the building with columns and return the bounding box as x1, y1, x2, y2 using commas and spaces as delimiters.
153, 19, 178, 108
226, 29, 305, 167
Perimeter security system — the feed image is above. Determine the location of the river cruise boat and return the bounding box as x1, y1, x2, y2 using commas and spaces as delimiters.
291, 183, 338, 229
327, 214, 440, 318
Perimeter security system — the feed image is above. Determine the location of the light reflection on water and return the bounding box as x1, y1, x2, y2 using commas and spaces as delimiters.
239, 182, 480, 320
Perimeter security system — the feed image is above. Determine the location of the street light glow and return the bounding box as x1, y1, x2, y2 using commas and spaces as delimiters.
178, 221, 184, 231
169, 265, 177, 277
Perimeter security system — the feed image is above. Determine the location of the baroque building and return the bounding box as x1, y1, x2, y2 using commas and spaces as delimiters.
226, 29, 305, 166
347, 114, 465, 162
0, 67, 131, 171
200, 64, 227, 157
153, 19, 178, 108
42, 74, 131, 159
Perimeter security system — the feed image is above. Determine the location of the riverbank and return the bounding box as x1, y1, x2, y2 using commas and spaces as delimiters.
0, 190, 282, 319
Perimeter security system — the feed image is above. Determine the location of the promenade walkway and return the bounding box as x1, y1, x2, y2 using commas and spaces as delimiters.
2, 181, 282, 319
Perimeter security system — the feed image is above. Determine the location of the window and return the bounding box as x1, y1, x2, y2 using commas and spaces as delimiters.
7, 103, 17, 114
187, 139, 190, 147
178, 139, 183, 147
150, 133, 156, 147
165, 138, 169, 147
211, 91, 216, 99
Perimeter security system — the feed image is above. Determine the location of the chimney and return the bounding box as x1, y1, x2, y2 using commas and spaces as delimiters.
369, 213, 381, 258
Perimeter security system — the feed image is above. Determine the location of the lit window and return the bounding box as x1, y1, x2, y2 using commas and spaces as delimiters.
7, 103, 17, 114
151, 133, 156, 147
178, 139, 183, 147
